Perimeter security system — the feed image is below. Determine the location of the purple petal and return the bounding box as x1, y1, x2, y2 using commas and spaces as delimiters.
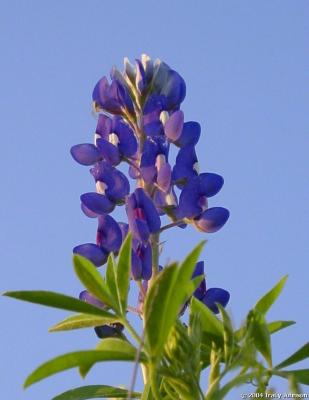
97, 138, 121, 166
80, 193, 114, 215
202, 288, 230, 314
172, 145, 198, 187
73, 243, 108, 267
157, 163, 172, 192
134, 188, 161, 233
161, 70, 186, 110
79, 290, 105, 308
135, 59, 146, 94
113, 119, 138, 157
164, 110, 184, 142
175, 121, 201, 148
81, 203, 98, 218
178, 173, 224, 218
70, 144, 101, 166
97, 215, 122, 253
96, 114, 112, 139
194, 207, 230, 233
192, 261, 206, 300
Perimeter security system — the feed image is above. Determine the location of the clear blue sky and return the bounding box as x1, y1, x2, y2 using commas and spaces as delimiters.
1, 1, 308, 398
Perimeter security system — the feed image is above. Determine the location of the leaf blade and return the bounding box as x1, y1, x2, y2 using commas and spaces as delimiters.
275, 342, 309, 370
49, 313, 119, 332
24, 339, 146, 388
3, 290, 109, 317
116, 234, 132, 315
52, 385, 141, 399
255, 275, 288, 315
73, 255, 116, 310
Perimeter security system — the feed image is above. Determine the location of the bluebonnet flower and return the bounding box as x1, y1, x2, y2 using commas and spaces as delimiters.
95, 115, 138, 161
131, 240, 152, 281
192, 261, 230, 314
92, 76, 134, 115
90, 161, 130, 204
72, 54, 230, 327
165, 111, 201, 148
172, 145, 199, 187
194, 207, 230, 233
73, 243, 108, 267
126, 188, 161, 244
177, 173, 224, 219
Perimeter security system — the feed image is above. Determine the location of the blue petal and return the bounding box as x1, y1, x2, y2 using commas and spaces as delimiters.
202, 288, 230, 314
134, 188, 161, 233
178, 173, 224, 218
97, 138, 121, 166
96, 114, 112, 139
194, 207, 230, 233
164, 110, 184, 142
91, 162, 130, 203
175, 121, 201, 148
73, 243, 108, 267
172, 146, 198, 187
97, 215, 122, 253
161, 70, 186, 110
113, 119, 138, 157
81, 203, 98, 218
80, 192, 114, 215
70, 144, 101, 166
79, 290, 105, 308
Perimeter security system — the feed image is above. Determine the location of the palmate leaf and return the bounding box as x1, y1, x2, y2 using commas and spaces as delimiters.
3, 291, 111, 317
144, 241, 205, 362
49, 313, 120, 332
73, 255, 117, 311
24, 338, 146, 388
254, 275, 288, 315
275, 342, 309, 369
52, 385, 141, 399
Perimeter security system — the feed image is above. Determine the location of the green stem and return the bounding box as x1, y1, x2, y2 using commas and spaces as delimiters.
150, 232, 160, 280
122, 319, 142, 347
160, 219, 185, 232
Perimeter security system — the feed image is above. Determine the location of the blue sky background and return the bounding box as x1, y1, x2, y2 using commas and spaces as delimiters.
1, 1, 308, 398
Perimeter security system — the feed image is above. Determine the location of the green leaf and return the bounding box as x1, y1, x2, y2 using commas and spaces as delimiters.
49, 313, 119, 332
79, 338, 142, 378
217, 304, 234, 364
116, 233, 132, 314
3, 291, 110, 317
140, 383, 154, 400
214, 373, 255, 399
272, 369, 309, 385
268, 320, 295, 334
52, 385, 141, 399
255, 275, 288, 315
106, 253, 119, 308
248, 309, 272, 367
190, 297, 223, 344
144, 241, 205, 362
24, 338, 146, 388
73, 255, 116, 310
144, 263, 178, 360
275, 342, 309, 369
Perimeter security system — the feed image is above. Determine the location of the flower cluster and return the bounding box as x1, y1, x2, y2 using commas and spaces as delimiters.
71, 55, 230, 332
